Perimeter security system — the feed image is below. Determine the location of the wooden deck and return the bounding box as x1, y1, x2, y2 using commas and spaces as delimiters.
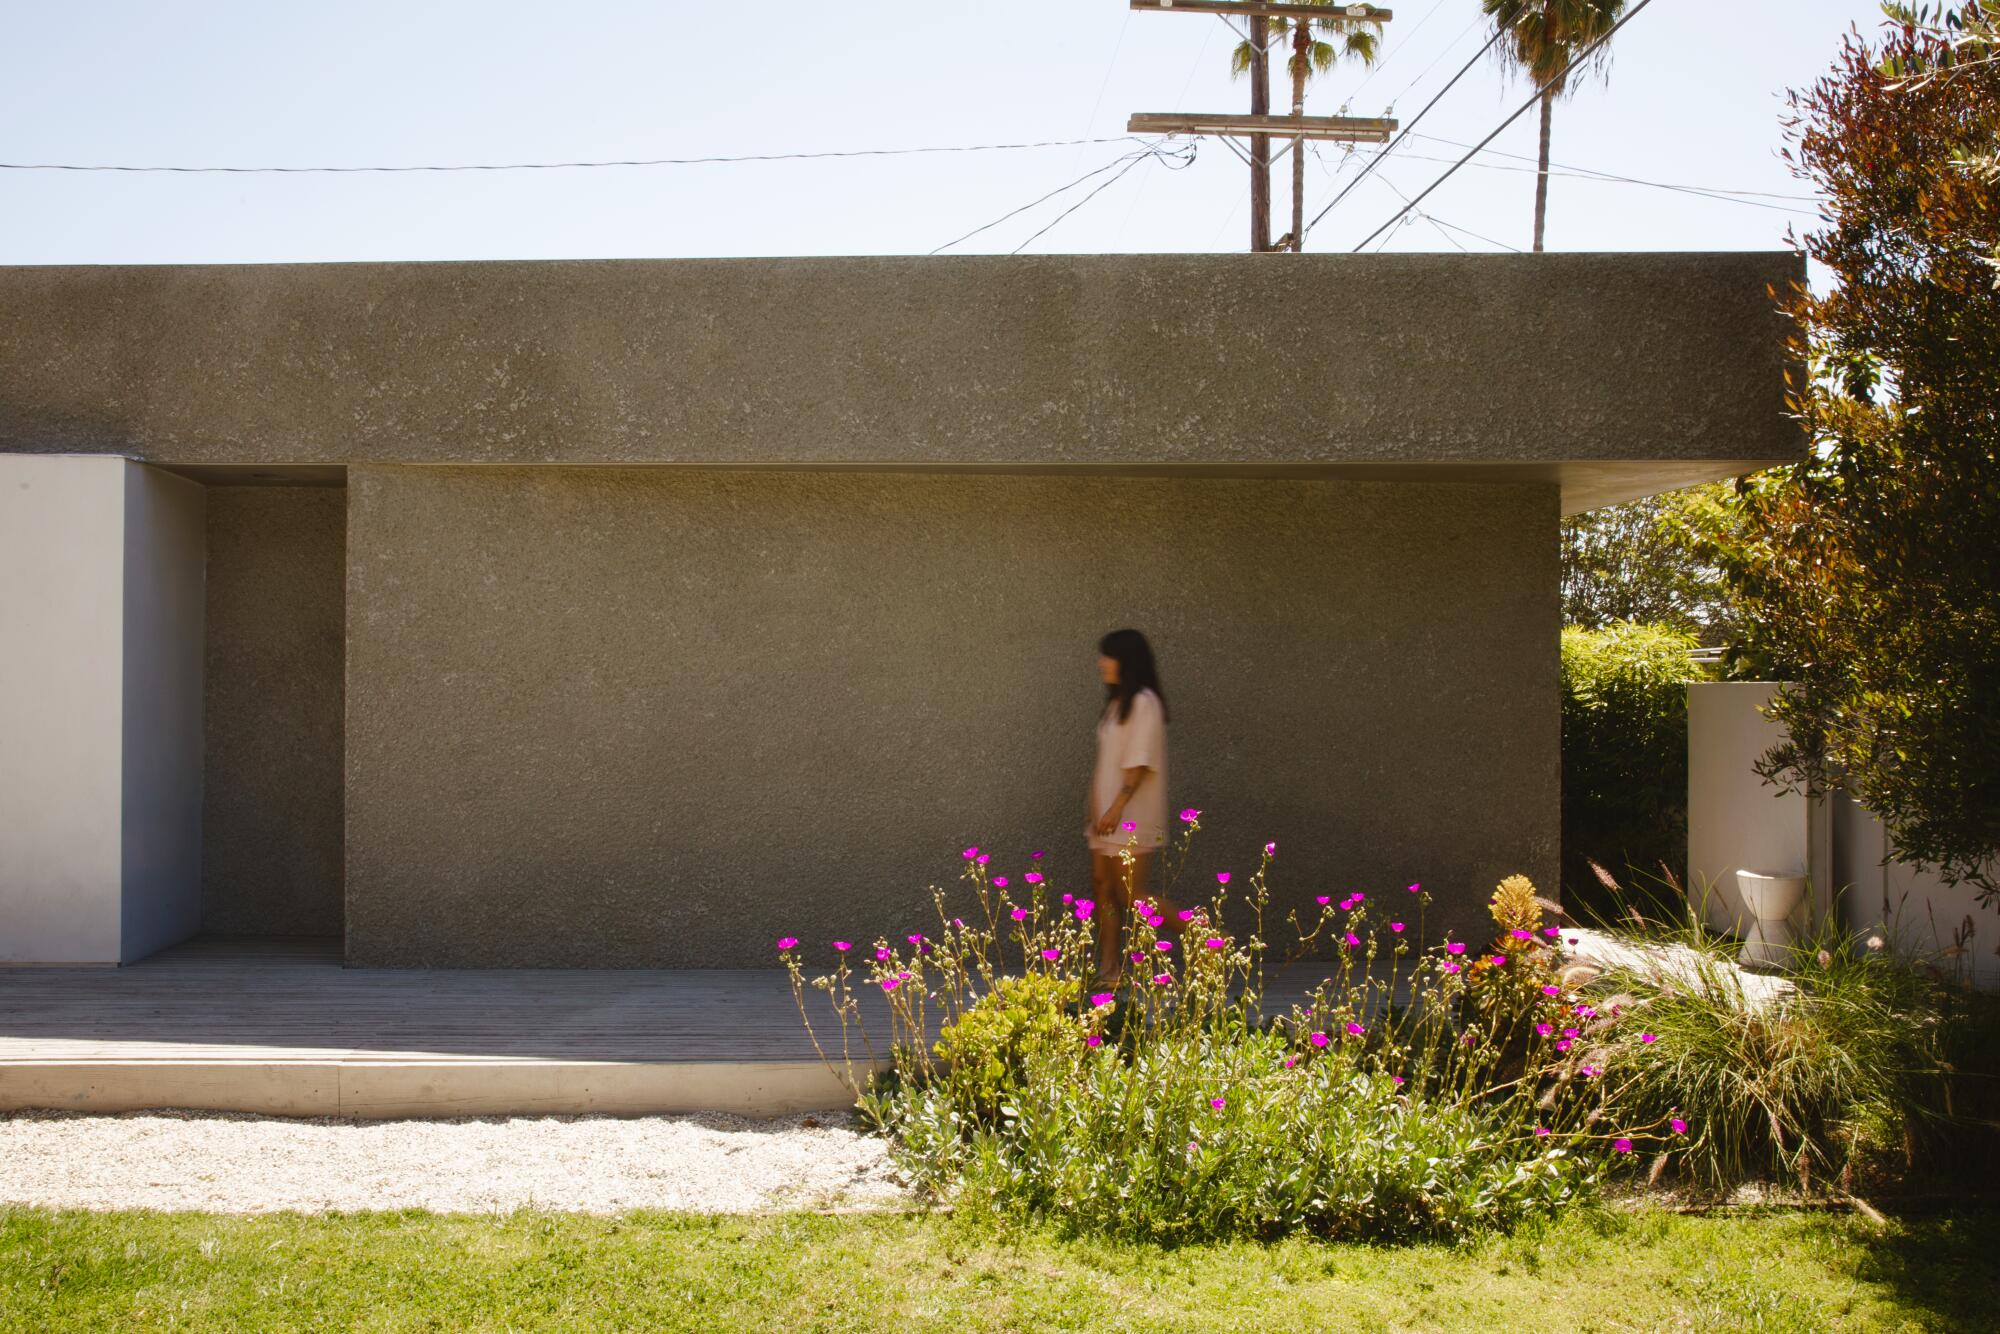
0, 939, 887, 1117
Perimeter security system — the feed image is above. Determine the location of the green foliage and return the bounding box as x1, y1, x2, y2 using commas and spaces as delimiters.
1560, 623, 1709, 921
784, 837, 1659, 1246
1561, 482, 1742, 643
1717, 3, 2000, 906
930, 972, 1081, 1124
1481, 0, 1627, 96
1586, 915, 2000, 1191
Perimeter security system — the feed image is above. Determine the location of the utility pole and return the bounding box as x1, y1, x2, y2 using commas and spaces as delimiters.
1128, 2, 1395, 253
1249, 14, 1271, 253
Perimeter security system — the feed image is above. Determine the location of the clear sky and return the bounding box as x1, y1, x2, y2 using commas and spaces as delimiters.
0, 1, 1887, 264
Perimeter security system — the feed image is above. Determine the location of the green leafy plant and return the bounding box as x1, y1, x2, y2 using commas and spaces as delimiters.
1579, 900, 2000, 1193
780, 827, 1677, 1244
1717, 2, 2000, 907
1560, 622, 1710, 922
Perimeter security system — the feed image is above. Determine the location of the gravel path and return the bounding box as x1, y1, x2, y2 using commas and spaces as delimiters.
0, 1110, 908, 1215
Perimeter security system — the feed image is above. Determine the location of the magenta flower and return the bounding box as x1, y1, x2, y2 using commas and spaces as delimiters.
1509, 929, 1533, 941
907, 934, 924, 946
1179, 808, 1202, 823
1555, 1038, 1573, 1052
1062, 893, 1073, 904
1152, 973, 1173, 986
1178, 909, 1197, 922
1120, 820, 1135, 832
1541, 985, 1561, 997
880, 978, 899, 992
1534, 1126, 1551, 1137
1146, 915, 1165, 929
1562, 1027, 1579, 1038
1407, 881, 1421, 894
1343, 932, 1362, 949
1040, 948, 1060, 962
1075, 900, 1095, 921
1216, 872, 1231, 885
1090, 992, 1115, 1007
1535, 1023, 1553, 1037
1085, 1034, 1103, 1048
1446, 942, 1466, 955
1310, 1031, 1330, 1048
962, 846, 979, 859
1544, 926, 1561, 937
1265, 841, 1277, 856
976, 854, 989, 866
833, 941, 852, 952
1613, 1138, 1633, 1153
1390, 922, 1406, 933
1441, 961, 1463, 974
992, 876, 1009, 889
1351, 893, 1367, 903
951, 918, 964, 929
1282, 1056, 1297, 1069
1640, 1032, 1659, 1044
1153, 940, 1172, 952
1130, 951, 1144, 963
776, 937, 798, 950
875, 946, 891, 961
1391, 1075, 1406, 1087
1670, 1117, 1688, 1135
1339, 898, 1358, 911
1010, 907, 1029, 921
1315, 895, 1331, 906
1575, 1004, 1597, 1019
1344, 1022, 1365, 1037
1025, 872, 1043, 884
1204, 937, 1225, 950
1209, 1097, 1226, 1110
1031, 849, 1045, 859
1580, 1065, 1602, 1078
1133, 899, 1152, 915
1491, 954, 1508, 966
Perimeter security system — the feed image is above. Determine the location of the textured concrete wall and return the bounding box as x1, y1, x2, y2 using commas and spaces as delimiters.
345, 466, 1559, 968
0, 456, 128, 962
118, 464, 207, 963
0, 254, 1801, 472
201, 487, 346, 937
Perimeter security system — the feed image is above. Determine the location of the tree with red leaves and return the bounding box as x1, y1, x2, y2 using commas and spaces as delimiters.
1718, 4, 2000, 907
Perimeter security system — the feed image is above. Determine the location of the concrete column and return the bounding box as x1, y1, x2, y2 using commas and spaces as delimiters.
0, 455, 205, 964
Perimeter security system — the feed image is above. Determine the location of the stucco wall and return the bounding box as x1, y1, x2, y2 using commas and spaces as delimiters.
200, 486, 346, 937
0, 254, 1801, 476
345, 466, 1559, 968
118, 464, 207, 962
0, 456, 128, 963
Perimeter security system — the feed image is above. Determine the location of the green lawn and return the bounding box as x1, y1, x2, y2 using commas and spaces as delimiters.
3, 1204, 1994, 1332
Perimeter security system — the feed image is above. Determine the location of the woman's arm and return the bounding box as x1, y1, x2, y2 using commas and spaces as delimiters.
1094, 765, 1152, 835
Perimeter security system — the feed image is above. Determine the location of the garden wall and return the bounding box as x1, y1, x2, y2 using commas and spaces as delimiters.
343, 466, 1560, 968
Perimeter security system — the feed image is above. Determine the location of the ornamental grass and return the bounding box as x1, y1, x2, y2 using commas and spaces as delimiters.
779, 816, 1687, 1244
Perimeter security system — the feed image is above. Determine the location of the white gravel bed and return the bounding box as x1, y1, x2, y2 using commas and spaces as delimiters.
0, 1109, 908, 1215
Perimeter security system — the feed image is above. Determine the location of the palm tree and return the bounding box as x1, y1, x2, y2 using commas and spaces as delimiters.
1232, 5, 1381, 251
1481, 0, 1627, 252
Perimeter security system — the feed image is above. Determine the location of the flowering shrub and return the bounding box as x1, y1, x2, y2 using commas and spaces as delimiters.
779, 822, 1684, 1243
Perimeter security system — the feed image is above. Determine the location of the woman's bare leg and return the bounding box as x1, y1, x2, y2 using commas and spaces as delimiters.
1092, 853, 1128, 985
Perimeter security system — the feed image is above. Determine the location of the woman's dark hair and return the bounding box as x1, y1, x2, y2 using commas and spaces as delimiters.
1099, 628, 1168, 724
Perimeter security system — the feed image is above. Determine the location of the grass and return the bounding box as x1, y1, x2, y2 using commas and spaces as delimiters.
4, 1204, 1997, 1332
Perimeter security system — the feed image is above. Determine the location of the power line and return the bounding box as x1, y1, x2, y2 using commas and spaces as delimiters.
1011, 141, 1196, 254
932, 140, 1190, 255
1389, 147, 1822, 216
1409, 133, 1823, 202
0, 136, 1145, 175
1297, 24, 1506, 243
1351, 0, 1663, 252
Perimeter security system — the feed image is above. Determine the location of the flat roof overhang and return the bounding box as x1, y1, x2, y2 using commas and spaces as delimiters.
0, 252, 1805, 513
